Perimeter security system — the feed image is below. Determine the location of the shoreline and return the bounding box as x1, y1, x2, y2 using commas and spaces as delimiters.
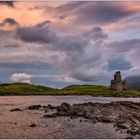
0, 95, 139, 139
6, 100, 140, 139
0, 94, 140, 98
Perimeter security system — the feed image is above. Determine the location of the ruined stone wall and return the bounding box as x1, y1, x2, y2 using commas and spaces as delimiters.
123, 80, 128, 90
111, 71, 128, 90
114, 71, 122, 82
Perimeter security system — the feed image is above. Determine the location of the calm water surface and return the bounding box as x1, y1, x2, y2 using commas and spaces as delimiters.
0, 96, 139, 108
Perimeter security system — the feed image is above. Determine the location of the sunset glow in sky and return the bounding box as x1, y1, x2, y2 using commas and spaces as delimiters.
0, 1, 140, 88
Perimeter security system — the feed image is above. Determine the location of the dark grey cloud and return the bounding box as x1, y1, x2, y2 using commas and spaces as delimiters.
0, 1, 14, 7
55, 2, 136, 25
3, 18, 17, 25
83, 27, 108, 41
108, 39, 140, 53
16, 20, 55, 44
16, 20, 87, 51
0, 62, 57, 71
16, 20, 106, 51
0, 18, 18, 26
4, 44, 19, 48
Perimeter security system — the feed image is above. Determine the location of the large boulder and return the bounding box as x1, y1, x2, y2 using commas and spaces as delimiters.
57, 102, 71, 112
28, 105, 42, 110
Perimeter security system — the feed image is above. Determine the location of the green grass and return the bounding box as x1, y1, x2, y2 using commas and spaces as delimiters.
0, 83, 58, 95
0, 83, 139, 97
61, 84, 140, 97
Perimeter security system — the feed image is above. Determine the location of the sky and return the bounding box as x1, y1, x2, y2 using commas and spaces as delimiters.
0, 1, 140, 88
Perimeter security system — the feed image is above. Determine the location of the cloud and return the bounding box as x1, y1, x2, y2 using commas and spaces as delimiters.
1, 20, 140, 84
32, 74, 79, 83
55, 2, 137, 25
16, 23, 137, 82
16, 20, 55, 44
83, 27, 108, 41
0, 18, 18, 26
4, 44, 19, 48
1, 1, 140, 88
10, 73, 32, 83
55, 2, 85, 13
108, 39, 140, 53
0, 1, 14, 7
16, 20, 107, 47
15, 21, 110, 82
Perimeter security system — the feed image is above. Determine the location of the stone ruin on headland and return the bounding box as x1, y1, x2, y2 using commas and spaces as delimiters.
111, 71, 128, 90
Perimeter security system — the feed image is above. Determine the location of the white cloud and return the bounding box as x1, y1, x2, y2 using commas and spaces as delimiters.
10, 73, 32, 83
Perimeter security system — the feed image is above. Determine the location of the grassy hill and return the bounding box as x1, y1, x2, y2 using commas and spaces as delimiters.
61, 84, 140, 97
0, 83, 58, 95
0, 83, 139, 97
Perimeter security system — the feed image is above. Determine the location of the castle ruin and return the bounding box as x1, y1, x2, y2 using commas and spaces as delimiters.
111, 71, 128, 90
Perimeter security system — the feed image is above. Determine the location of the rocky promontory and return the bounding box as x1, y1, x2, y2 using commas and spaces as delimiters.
10, 101, 140, 138
42, 101, 140, 137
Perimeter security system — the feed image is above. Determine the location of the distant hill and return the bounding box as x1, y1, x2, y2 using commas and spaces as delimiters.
125, 76, 140, 91
0, 83, 139, 97
62, 84, 140, 97
0, 83, 57, 95
126, 76, 140, 84
128, 82, 140, 91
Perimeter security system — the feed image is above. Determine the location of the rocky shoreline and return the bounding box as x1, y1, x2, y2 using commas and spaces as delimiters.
10, 101, 140, 139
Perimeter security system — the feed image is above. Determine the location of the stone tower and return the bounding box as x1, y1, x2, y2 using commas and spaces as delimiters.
111, 71, 128, 90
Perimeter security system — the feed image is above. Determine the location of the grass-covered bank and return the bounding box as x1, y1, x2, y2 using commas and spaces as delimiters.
0, 83, 140, 97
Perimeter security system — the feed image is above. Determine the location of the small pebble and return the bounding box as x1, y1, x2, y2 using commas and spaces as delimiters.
79, 119, 82, 122
125, 137, 133, 139
29, 124, 36, 127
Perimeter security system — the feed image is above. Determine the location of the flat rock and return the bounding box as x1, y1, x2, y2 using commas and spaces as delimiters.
10, 108, 22, 112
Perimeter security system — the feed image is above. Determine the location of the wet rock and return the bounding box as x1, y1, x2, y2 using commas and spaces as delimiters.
42, 101, 140, 136
44, 109, 48, 113
29, 124, 36, 127
47, 104, 51, 108
98, 117, 112, 123
10, 108, 22, 112
57, 111, 69, 116
57, 102, 71, 112
42, 105, 48, 109
91, 118, 98, 123
84, 119, 89, 122
125, 137, 133, 139
43, 113, 58, 118
114, 123, 127, 129
46, 104, 58, 109
127, 130, 138, 135
79, 119, 82, 122
28, 105, 42, 110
